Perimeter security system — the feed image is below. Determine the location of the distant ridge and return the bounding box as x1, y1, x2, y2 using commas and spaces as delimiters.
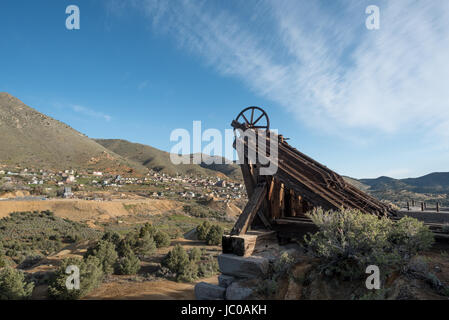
353, 172, 449, 194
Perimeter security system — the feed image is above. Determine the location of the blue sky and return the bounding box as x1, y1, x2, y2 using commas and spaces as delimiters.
1, 0, 448, 179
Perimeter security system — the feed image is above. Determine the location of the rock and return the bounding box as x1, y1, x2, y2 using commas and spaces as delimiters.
226, 280, 255, 300
291, 263, 313, 282
218, 254, 269, 278
183, 228, 198, 240
195, 282, 226, 300
285, 278, 303, 300
218, 274, 235, 288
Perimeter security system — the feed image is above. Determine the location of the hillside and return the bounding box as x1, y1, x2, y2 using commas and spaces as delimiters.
0, 93, 145, 174
360, 173, 449, 194
95, 139, 242, 180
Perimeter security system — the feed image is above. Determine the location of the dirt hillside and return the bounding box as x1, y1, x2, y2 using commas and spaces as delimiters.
0, 199, 183, 221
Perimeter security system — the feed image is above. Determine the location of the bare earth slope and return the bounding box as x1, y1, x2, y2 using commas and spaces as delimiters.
0, 93, 145, 173
0, 199, 183, 221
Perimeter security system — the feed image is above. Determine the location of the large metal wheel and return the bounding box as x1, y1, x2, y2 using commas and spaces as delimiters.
235, 106, 270, 131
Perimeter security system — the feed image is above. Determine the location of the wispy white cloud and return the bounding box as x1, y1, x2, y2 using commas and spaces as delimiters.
123, 0, 449, 147
71, 105, 112, 122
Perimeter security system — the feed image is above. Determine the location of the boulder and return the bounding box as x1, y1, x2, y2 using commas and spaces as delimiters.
218, 274, 235, 288
194, 282, 226, 300
226, 280, 255, 300
218, 254, 269, 278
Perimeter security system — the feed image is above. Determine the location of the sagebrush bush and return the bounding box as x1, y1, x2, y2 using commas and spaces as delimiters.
0, 211, 101, 262
0, 255, 11, 268
198, 254, 219, 278
84, 240, 118, 275
183, 204, 224, 219
304, 208, 434, 280
188, 247, 202, 262
256, 252, 296, 298
47, 256, 103, 300
0, 267, 34, 300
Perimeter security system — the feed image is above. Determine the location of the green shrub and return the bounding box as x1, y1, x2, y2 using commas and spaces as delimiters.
84, 240, 118, 275
304, 208, 434, 280
0, 211, 101, 262
102, 231, 121, 246
188, 247, 202, 262
162, 245, 189, 275
154, 230, 171, 248
48, 256, 103, 300
256, 252, 296, 298
116, 239, 135, 258
18, 254, 43, 269
205, 225, 223, 245
177, 260, 199, 282
196, 221, 211, 241
135, 233, 157, 257
198, 254, 219, 278
390, 216, 434, 256
0, 255, 11, 268
273, 252, 295, 280
115, 250, 141, 275
0, 267, 34, 300
162, 244, 193, 281
139, 223, 158, 238
183, 204, 224, 219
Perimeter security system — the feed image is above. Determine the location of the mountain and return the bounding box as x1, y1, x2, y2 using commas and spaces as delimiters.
401, 172, 449, 193
359, 173, 449, 194
95, 139, 242, 180
0, 92, 145, 174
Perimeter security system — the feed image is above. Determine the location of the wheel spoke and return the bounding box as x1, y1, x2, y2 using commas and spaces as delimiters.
250, 108, 254, 124
241, 114, 250, 125
253, 113, 264, 125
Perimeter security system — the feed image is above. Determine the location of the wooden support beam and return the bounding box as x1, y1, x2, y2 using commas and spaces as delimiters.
222, 231, 277, 256
270, 180, 282, 219
279, 183, 285, 217
240, 163, 255, 198
256, 209, 272, 230
230, 182, 267, 236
